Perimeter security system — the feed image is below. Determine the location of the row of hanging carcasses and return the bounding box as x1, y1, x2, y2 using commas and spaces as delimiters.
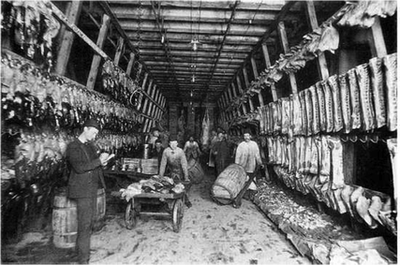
266, 134, 396, 230
258, 53, 397, 137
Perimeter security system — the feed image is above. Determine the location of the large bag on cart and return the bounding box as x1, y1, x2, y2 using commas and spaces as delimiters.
211, 164, 247, 205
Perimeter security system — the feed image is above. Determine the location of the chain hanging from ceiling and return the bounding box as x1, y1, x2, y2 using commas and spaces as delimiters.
136, 1, 143, 56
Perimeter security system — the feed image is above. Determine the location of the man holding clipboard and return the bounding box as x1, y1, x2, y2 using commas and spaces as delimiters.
66, 119, 112, 264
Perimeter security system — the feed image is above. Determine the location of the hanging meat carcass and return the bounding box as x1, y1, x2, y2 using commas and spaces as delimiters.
292, 93, 303, 136
201, 108, 211, 150
355, 63, 376, 131
337, 1, 375, 28
299, 90, 307, 136
321, 80, 334, 133
328, 75, 344, 133
315, 82, 327, 132
309, 136, 318, 175
365, 0, 397, 18
316, 23, 339, 54
309, 85, 320, 135
281, 98, 290, 135
347, 68, 362, 130
338, 74, 352, 134
369, 57, 386, 128
383, 53, 397, 131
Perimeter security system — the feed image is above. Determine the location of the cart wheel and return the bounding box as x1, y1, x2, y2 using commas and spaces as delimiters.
172, 199, 184, 233
125, 201, 136, 230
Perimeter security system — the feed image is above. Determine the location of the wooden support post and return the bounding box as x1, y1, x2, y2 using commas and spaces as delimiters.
305, 1, 330, 80
262, 43, 278, 101
278, 21, 298, 94
113, 37, 125, 66
86, 14, 111, 90
55, 1, 83, 76
126, 52, 136, 76
251, 56, 265, 105
238, 74, 253, 112
368, 17, 388, 58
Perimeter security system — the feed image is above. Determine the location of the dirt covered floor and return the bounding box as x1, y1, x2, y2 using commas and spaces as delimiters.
2, 166, 310, 265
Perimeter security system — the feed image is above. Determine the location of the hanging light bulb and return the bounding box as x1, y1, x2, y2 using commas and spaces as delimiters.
191, 39, 199, 51
190, 90, 193, 97
192, 75, 195, 83
161, 34, 165, 43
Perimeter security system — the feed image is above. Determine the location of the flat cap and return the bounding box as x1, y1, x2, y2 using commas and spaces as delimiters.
83, 119, 101, 131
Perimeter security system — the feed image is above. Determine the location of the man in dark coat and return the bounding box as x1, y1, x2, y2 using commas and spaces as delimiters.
212, 130, 231, 176
66, 119, 109, 264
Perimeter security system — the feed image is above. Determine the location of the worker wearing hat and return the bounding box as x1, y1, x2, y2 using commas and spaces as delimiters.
66, 119, 110, 264
159, 134, 190, 182
159, 134, 192, 207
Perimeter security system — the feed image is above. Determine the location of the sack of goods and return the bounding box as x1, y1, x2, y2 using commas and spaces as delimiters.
211, 164, 247, 205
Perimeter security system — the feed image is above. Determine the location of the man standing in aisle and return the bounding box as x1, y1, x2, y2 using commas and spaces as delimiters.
159, 135, 192, 207
66, 119, 109, 264
159, 135, 190, 183
212, 129, 231, 176
234, 129, 263, 203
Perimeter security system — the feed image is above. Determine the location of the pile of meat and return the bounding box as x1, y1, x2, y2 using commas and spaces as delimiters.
120, 175, 185, 202
254, 181, 394, 264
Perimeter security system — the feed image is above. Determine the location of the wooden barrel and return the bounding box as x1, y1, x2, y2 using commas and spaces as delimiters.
211, 164, 247, 204
52, 190, 77, 249
188, 158, 204, 184
52, 188, 106, 249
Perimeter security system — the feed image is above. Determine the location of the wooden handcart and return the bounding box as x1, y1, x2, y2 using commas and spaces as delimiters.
112, 181, 191, 233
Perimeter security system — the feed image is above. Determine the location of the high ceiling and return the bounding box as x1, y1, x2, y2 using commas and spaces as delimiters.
83, 1, 344, 105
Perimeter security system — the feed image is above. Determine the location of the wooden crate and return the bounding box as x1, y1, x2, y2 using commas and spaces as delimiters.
121, 158, 141, 171
141, 159, 159, 175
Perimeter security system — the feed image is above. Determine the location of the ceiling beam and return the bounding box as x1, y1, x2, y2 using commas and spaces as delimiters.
201, 0, 239, 103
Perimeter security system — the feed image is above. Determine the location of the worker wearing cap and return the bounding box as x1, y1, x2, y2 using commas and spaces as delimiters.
159, 135, 192, 207
148, 127, 160, 149
150, 138, 164, 166
159, 135, 190, 183
66, 119, 110, 264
